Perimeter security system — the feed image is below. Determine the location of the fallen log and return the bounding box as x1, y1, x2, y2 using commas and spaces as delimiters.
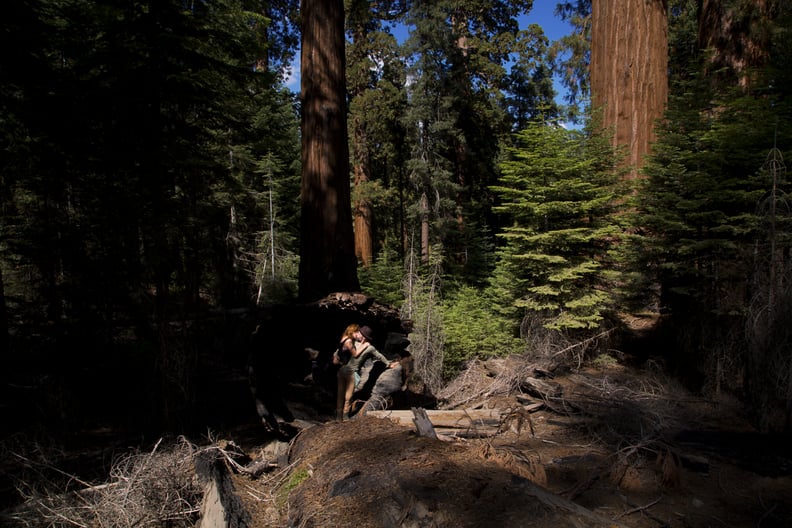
368, 406, 543, 425
367, 405, 544, 438
367, 409, 503, 427
195, 450, 251, 528
520, 377, 562, 399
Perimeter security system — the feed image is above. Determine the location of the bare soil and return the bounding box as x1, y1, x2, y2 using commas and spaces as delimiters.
229, 362, 792, 528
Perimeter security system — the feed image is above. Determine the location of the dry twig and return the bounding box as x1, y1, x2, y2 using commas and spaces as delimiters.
7, 437, 203, 528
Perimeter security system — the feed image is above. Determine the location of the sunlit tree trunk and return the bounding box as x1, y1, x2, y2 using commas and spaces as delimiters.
299, 0, 359, 300
349, 16, 374, 268
353, 157, 374, 267
591, 0, 668, 178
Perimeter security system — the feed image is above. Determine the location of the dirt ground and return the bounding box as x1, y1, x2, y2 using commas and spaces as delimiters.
228, 360, 792, 528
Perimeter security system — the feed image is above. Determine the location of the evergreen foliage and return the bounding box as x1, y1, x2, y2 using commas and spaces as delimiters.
441, 284, 524, 376
401, 0, 537, 282
635, 1, 792, 424
346, 0, 409, 265
358, 246, 406, 307
551, 0, 591, 119
0, 0, 300, 427
491, 118, 622, 331
504, 24, 560, 130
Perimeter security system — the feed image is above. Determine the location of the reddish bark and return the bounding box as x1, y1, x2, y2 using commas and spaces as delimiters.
699, 0, 775, 90
299, 0, 359, 300
591, 0, 669, 178
353, 159, 374, 268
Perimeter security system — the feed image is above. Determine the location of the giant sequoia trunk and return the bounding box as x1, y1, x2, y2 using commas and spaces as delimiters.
591, 0, 668, 178
698, 0, 775, 89
299, 0, 359, 300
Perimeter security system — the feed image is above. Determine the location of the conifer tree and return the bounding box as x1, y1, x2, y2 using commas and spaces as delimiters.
636, 0, 792, 424
552, 0, 591, 119
0, 0, 297, 426
504, 24, 560, 131
346, 0, 408, 268
402, 0, 533, 281
491, 118, 622, 332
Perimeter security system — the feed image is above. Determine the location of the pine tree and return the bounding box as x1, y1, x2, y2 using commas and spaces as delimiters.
551, 0, 591, 119
504, 23, 560, 130
637, 0, 792, 425
0, 0, 296, 426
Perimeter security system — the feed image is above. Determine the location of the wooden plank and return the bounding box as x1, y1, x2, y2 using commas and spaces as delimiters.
367, 407, 550, 438
367, 409, 498, 425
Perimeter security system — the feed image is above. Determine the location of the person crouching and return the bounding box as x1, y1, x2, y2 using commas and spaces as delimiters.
336, 325, 398, 420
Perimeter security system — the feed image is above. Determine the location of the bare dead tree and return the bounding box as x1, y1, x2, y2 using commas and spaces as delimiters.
750, 144, 792, 430
401, 242, 445, 394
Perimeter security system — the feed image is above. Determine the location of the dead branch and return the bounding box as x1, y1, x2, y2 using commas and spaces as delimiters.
614, 495, 664, 519
615, 493, 670, 526
439, 358, 538, 410
7, 437, 203, 528
551, 329, 615, 364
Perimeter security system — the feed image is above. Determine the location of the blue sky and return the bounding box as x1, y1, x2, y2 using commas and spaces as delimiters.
523, 1, 572, 42
285, 4, 573, 94
521, 2, 575, 107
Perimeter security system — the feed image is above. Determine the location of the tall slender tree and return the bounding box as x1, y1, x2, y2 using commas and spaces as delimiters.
346, 0, 407, 268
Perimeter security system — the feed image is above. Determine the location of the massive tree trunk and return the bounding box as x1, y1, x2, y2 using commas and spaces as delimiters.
698, 0, 775, 90
590, 0, 668, 178
299, 0, 359, 301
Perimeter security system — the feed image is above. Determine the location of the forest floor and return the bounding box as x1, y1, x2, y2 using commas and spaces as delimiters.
228, 358, 792, 528
2, 348, 792, 527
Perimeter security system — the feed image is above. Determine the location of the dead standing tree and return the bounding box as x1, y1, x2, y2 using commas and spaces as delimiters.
751, 146, 792, 431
